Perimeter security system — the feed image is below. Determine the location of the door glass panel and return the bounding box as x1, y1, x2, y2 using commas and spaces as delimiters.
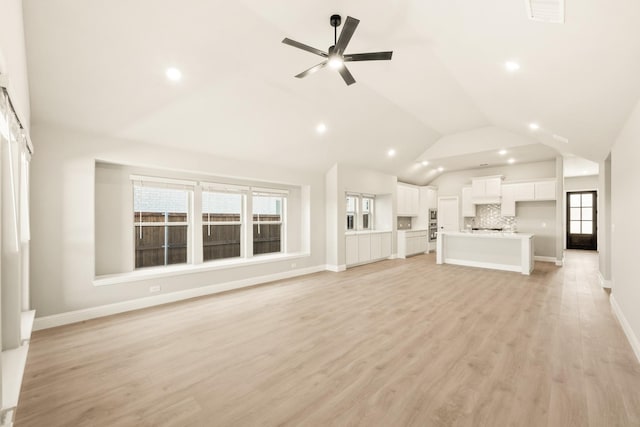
570, 221, 581, 234
570, 208, 581, 220
581, 193, 593, 207
570, 194, 581, 207
581, 221, 593, 234
581, 208, 593, 221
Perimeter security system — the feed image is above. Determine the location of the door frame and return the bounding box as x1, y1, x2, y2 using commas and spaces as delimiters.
565, 190, 598, 250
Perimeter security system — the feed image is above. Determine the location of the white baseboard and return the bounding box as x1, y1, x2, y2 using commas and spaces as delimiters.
610, 294, 640, 364
389, 253, 398, 260
598, 271, 613, 289
33, 265, 326, 331
325, 264, 346, 272
534, 256, 556, 263
555, 258, 564, 266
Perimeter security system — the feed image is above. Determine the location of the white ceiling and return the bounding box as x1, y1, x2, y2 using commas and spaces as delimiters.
22, 0, 640, 184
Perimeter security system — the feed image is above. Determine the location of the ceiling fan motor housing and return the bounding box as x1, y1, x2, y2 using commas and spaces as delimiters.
330, 14, 341, 28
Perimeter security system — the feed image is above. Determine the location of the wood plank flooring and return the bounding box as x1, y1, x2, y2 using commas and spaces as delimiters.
16, 250, 640, 426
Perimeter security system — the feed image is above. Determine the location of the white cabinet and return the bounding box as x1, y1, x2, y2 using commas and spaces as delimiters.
501, 184, 516, 217
357, 234, 371, 263
462, 187, 476, 217
534, 181, 556, 200
397, 184, 420, 216
346, 235, 358, 266
513, 183, 535, 201
346, 232, 392, 267
397, 230, 428, 259
471, 176, 503, 203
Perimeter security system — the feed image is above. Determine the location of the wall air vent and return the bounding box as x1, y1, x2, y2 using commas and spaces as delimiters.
525, 0, 565, 24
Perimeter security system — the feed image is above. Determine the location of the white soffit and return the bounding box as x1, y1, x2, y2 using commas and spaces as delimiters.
526, 0, 565, 24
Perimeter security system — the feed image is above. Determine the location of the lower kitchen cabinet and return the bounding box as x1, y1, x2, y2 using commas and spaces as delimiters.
397, 229, 429, 258
345, 231, 392, 267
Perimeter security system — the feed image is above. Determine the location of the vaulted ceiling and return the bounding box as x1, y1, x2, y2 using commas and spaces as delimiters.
22, 0, 640, 184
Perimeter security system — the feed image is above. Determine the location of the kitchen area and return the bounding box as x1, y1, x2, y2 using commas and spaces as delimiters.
394, 171, 558, 275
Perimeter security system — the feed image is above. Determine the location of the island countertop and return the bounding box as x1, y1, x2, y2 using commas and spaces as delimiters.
439, 231, 533, 240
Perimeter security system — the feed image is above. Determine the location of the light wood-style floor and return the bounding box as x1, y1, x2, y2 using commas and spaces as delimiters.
16, 251, 640, 426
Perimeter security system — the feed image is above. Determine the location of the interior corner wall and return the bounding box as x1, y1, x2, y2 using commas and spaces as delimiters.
29, 124, 326, 318
598, 155, 612, 282
0, 0, 30, 129
325, 164, 339, 268
611, 97, 640, 356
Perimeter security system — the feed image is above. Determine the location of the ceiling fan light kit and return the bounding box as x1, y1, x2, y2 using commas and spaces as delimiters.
282, 14, 393, 86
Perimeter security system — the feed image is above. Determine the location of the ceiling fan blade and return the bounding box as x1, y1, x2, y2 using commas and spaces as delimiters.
334, 16, 360, 55
295, 61, 327, 78
282, 38, 328, 57
338, 65, 356, 86
344, 51, 393, 62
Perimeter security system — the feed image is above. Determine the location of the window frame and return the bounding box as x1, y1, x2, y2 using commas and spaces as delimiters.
346, 193, 375, 231
201, 189, 245, 262
252, 191, 287, 256
133, 182, 194, 269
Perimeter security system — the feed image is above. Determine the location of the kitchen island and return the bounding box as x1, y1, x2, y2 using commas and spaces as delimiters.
436, 231, 534, 275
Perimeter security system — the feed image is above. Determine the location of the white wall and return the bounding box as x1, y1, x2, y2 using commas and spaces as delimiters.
611, 98, 640, 358
30, 124, 326, 317
564, 175, 598, 191
598, 156, 612, 283
0, 0, 30, 128
430, 160, 558, 258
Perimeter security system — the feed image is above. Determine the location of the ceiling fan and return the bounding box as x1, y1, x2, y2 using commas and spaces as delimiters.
282, 14, 393, 86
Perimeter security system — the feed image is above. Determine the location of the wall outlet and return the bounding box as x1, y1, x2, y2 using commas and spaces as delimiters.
149, 285, 161, 293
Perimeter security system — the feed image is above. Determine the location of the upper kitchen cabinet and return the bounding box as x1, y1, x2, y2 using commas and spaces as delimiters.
471, 176, 503, 204
534, 180, 556, 200
462, 187, 476, 217
397, 183, 420, 216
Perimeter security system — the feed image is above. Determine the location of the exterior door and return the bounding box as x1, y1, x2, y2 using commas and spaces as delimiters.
438, 196, 459, 232
567, 191, 597, 250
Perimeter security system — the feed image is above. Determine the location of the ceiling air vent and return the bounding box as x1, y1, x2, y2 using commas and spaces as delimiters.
526, 0, 565, 24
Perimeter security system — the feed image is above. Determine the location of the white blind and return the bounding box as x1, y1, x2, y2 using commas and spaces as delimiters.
130, 174, 196, 190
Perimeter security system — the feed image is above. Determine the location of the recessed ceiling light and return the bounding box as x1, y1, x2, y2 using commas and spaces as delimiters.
387, 149, 396, 157
437, 166, 444, 172
508, 158, 516, 164
166, 67, 182, 82
498, 149, 507, 156
421, 160, 429, 166
505, 61, 521, 72
316, 123, 327, 134
529, 122, 540, 131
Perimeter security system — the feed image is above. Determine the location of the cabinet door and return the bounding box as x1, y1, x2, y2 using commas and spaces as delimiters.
471, 179, 485, 198
501, 184, 516, 217
358, 234, 371, 263
381, 233, 392, 258
346, 235, 358, 265
485, 177, 502, 197
534, 181, 556, 200
396, 185, 407, 215
370, 233, 382, 260
513, 182, 535, 201
462, 187, 476, 217
408, 187, 420, 215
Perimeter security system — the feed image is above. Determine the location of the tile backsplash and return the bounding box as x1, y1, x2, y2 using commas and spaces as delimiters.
397, 216, 413, 230
463, 204, 517, 231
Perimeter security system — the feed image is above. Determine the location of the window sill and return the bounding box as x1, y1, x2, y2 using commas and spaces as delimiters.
93, 252, 311, 286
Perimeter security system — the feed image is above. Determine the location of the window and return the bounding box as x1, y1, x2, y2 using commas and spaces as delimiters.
569, 192, 594, 235
202, 191, 242, 261
253, 192, 285, 255
346, 193, 375, 231
346, 195, 358, 230
362, 196, 374, 230
134, 186, 190, 268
